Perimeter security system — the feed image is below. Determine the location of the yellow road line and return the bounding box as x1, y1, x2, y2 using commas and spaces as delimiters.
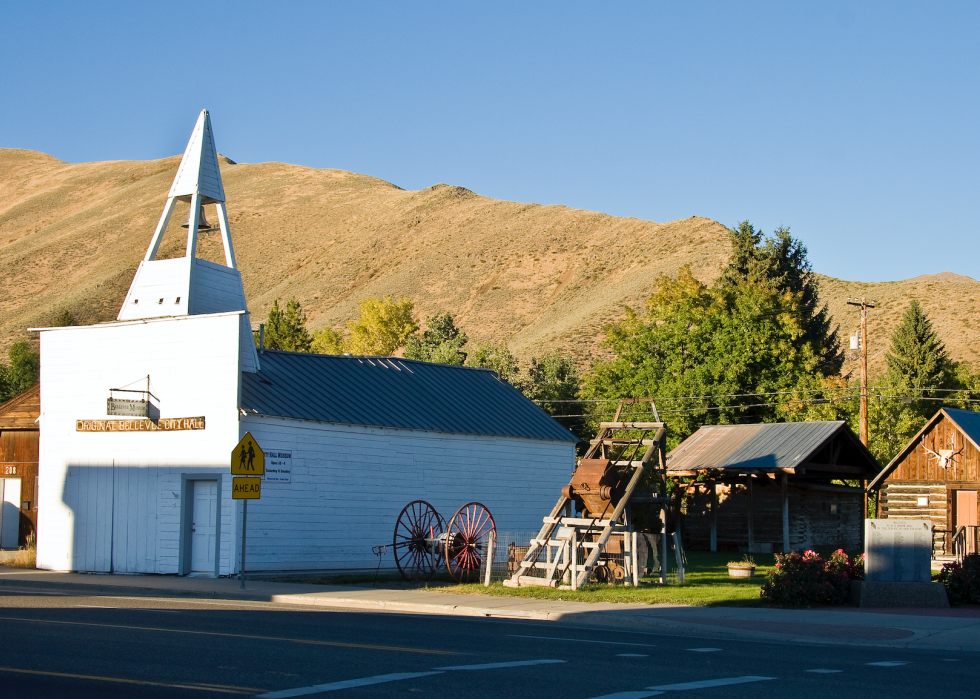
0, 615, 456, 655
0, 666, 260, 694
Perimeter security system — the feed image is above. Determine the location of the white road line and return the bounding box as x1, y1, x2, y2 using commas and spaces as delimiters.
434, 659, 566, 671
942, 659, 960, 662
617, 654, 649, 658
587, 691, 664, 699
256, 671, 444, 698
865, 662, 908, 667
510, 635, 656, 647
686, 648, 722, 652
648, 676, 776, 691
806, 669, 842, 674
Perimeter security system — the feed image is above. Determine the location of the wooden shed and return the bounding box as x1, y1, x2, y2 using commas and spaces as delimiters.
0, 384, 39, 549
666, 421, 881, 553
869, 407, 980, 558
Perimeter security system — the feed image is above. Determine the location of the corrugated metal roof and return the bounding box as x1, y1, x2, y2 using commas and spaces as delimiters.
666, 421, 847, 472
240, 351, 579, 443
944, 408, 980, 448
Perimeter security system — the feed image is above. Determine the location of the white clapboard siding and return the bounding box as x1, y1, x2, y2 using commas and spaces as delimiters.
169, 110, 225, 202
188, 259, 248, 315
117, 258, 193, 320
37, 313, 243, 575
236, 417, 576, 572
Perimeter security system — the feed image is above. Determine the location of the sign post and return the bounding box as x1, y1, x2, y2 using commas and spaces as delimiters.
232, 432, 264, 589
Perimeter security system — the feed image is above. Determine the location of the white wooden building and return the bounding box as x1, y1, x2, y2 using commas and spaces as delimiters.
33, 111, 578, 576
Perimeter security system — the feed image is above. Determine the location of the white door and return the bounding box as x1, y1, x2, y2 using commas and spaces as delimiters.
1, 478, 22, 550
191, 480, 218, 573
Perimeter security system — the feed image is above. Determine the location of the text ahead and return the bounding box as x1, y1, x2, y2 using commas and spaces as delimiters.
76, 417, 206, 432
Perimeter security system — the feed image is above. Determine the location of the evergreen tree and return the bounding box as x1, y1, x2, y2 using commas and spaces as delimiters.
886, 300, 950, 396
53, 309, 77, 327
263, 298, 313, 352
405, 312, 468, 365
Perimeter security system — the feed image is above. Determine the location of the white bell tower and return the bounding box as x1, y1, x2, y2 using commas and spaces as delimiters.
118, 110, 248, 321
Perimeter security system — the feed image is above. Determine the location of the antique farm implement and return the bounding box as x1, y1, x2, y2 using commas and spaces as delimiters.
390, 500, 496, 583
505, 400, 666, 589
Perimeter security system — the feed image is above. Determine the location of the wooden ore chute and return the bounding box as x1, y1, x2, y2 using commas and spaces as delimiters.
504, 410, 666, 590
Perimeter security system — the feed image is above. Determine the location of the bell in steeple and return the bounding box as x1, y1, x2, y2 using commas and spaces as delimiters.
180, 203, 215, 232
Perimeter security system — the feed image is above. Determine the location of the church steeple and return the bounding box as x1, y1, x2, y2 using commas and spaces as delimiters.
118, 110, 248, 322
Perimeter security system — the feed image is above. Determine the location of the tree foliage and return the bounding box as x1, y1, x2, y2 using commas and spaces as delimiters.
0, 341, 41, 403
345, 297, 418, 356
311, 327, 345, 355
584, 223, 843, 448
263, 298, 313, 352
405, 312, 468, 365
467, 342, 520, 384
886, 300, 950, 397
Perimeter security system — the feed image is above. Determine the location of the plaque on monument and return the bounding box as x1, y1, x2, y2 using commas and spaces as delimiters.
864, 519, 932, 583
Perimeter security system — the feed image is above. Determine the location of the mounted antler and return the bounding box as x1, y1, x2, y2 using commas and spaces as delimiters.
921, 436, 963, 469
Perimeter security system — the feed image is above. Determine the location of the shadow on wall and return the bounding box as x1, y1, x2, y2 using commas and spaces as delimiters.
61, 464, 223, 575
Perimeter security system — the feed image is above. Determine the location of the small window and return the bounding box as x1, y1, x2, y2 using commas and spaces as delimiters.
158, 298, 164, 304
175, 296, 181, 304
133, 299, 139, 304
917, 496, 929, 507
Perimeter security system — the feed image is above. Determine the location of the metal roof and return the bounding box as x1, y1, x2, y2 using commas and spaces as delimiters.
666, 421, 851, 473
240, 351, 579, 443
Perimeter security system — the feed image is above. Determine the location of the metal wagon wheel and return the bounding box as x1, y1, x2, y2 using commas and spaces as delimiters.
445, 502, 496, 584
392, 500, 445, 582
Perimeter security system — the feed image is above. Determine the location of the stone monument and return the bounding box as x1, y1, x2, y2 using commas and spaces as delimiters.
851, 519, 949, 607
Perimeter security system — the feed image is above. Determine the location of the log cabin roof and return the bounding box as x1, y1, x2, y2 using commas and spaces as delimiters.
868, 407, 980, 490
240, 351, 579, 443
666, 420, 880, 478
0, 383, 39, 430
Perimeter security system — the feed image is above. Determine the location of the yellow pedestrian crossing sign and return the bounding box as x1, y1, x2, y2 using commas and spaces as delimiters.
231, 432, 264, 476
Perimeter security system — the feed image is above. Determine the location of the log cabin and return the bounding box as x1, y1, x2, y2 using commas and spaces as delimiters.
869, 407, 980, 558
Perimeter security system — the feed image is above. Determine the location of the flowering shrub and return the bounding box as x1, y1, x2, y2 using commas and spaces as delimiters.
760, 549, 864, 606
935, 554, 980, 605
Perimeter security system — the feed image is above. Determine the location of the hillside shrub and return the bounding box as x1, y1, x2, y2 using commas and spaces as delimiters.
761, 549, 864, 606
935, 554, 980, 605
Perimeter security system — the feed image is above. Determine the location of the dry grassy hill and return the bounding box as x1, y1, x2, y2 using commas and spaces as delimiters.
0, 148, 977, 377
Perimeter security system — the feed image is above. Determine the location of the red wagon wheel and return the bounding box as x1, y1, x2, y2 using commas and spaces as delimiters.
445, 502, 496, 583
392, 500, 445, 582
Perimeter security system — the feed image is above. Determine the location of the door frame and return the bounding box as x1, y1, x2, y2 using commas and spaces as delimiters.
178, 473, 224, 577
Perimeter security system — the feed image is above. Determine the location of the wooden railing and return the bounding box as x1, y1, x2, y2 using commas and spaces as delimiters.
952, 526, 979, 561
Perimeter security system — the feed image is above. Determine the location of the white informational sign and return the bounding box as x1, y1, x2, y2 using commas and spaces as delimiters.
265, 451, 292, 483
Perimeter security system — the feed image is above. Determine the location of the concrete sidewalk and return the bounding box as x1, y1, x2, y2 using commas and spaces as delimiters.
3, 566, 979, 652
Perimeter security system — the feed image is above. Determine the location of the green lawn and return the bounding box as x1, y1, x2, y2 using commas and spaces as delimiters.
430, 551, 776, 607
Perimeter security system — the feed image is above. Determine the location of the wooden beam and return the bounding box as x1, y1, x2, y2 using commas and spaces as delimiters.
781, 473, 790, 554
710, 482, 718, 553
747, 477, 755, 551
800, 461, 866, 475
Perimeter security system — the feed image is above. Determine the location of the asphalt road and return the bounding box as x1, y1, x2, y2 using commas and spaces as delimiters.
0, 587, 973, 698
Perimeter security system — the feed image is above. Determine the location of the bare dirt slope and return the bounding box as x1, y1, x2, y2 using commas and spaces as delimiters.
0, 148, 977, 376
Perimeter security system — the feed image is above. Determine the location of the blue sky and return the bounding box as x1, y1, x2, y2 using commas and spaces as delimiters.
2, 1, 977, 282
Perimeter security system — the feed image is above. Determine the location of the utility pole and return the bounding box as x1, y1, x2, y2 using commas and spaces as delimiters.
846, 297, 876, 446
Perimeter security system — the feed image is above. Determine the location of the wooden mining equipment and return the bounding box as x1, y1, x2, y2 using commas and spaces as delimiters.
504, 401, 667, 590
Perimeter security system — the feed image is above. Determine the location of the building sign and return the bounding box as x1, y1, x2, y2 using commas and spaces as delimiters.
265, 451, 292, 483
865, 519, 932, 583
231, 432, 265, 476
232, 477, 261, 499
107, 398, 149, 417
76, 417, 206, 432
1, 465, 17, 476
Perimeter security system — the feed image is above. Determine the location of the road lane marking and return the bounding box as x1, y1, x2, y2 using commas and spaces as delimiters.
0, 615, 455, 655
806, 669, 842, 673
257, 672, 444, 698
587, 692, 664, 699
617, 654, 649, 657
648, 676, 776, 690
434, 659, 566, 670
686, 648, 722, 652
0, 666, 259, 694
942, 659, 960, 662
865, 662, 908, 667
510, 634, 655, 647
